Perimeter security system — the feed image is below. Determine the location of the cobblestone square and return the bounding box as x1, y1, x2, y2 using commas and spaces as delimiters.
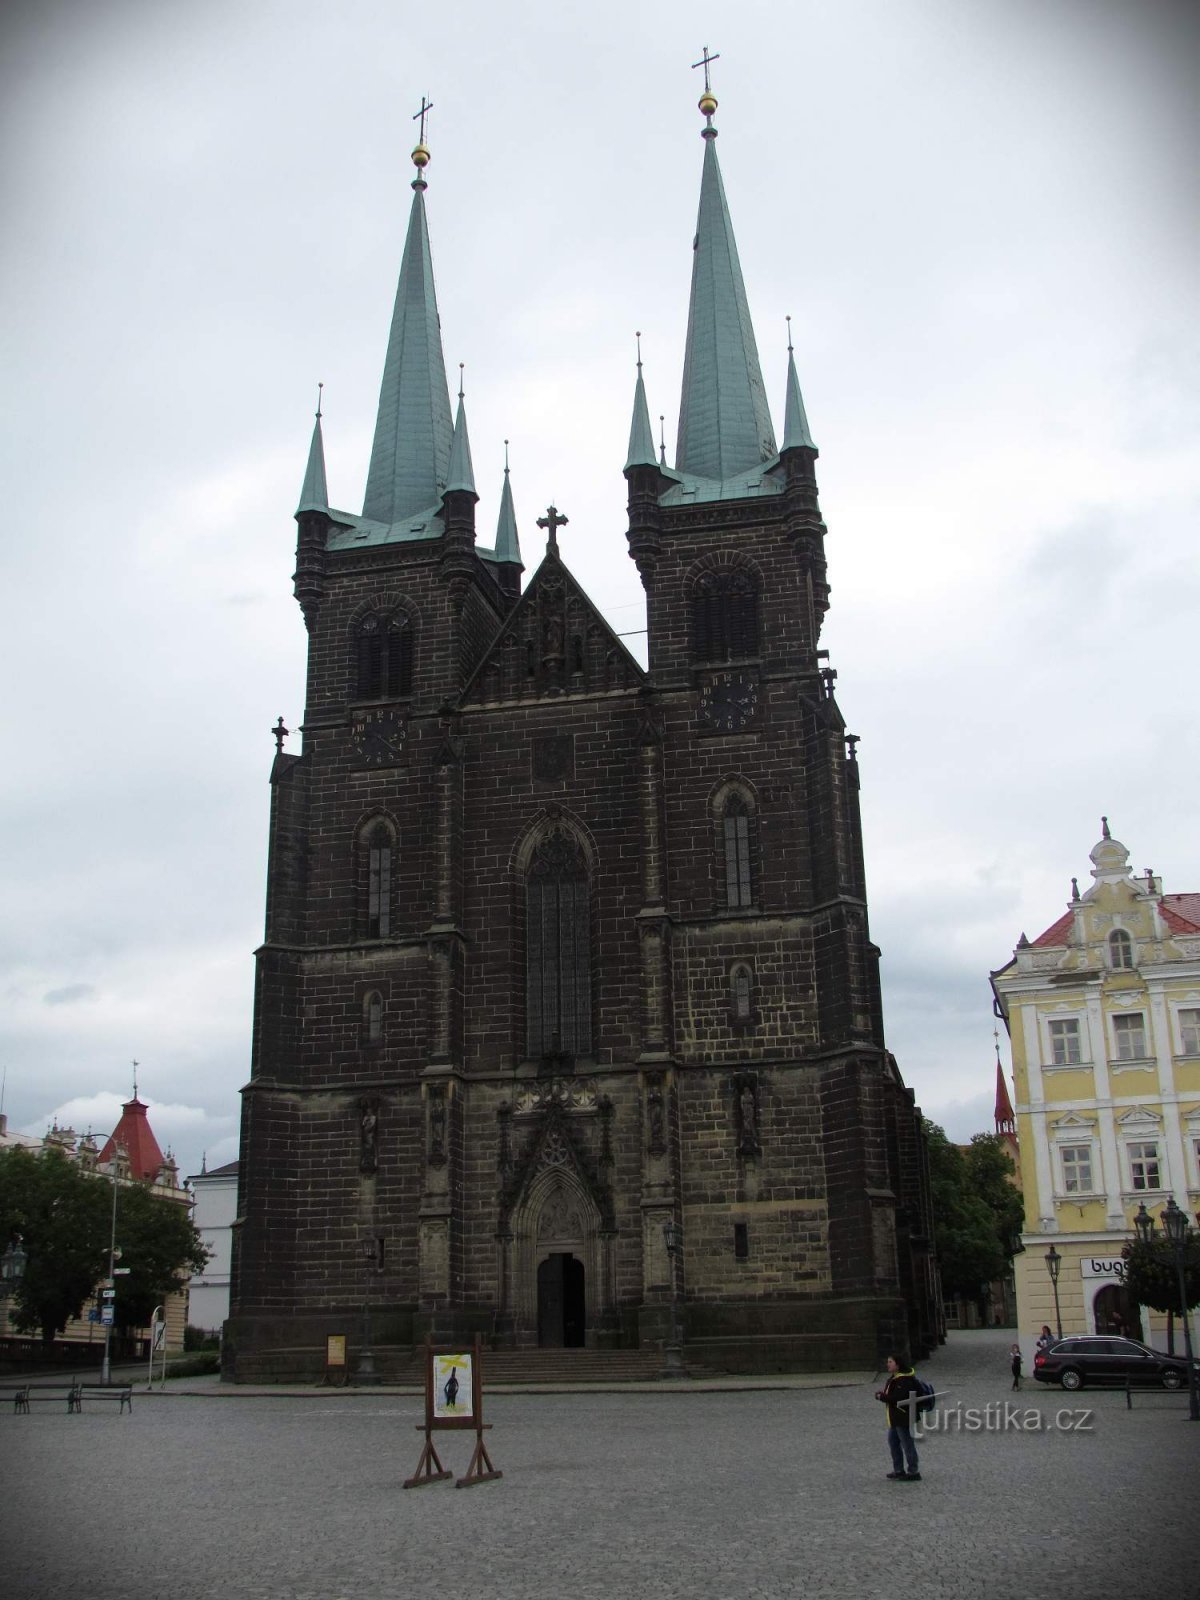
1, 1331, 1193, 1598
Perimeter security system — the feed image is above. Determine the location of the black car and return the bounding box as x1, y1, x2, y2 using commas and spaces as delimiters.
1033, 1335, 1199, 1391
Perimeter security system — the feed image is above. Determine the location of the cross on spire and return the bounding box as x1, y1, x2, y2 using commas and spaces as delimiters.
536, 504, 569, 554
273, 716, 289, 754
692, 45, 720, 93
413, 95, 434, 144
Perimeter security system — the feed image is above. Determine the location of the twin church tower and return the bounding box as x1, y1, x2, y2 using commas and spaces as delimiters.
225, 73, 938, 1377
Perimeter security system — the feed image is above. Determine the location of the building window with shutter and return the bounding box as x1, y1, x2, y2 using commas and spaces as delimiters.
526, 828, 591, 1059
1127, 1141, 1161, 1191
691, 568, 759, 664
1060, 1144, 1093, 1194
1108, 929, 1134, 970
1048, 1018, 1082, 1065
354, 611, 413, 701
1178, 1008, 1200, 1056
1112, 1013, 1147, 1062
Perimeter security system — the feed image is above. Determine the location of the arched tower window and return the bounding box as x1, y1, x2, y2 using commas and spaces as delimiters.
691, 568, 759, 664
1109, 929, 1134, 970
355, 611, 413, 700
721, 793, 756, 910
364, 991, 384, 1043
731, 964, 754, 1022
526, 828, 592, 1058
362, 822, 393, 938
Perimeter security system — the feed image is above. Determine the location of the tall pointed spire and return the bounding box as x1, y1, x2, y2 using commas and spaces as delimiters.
782, 318, 816, 452
296, 383, 329, 513
445, 365, 476, 496
361, 123, 454, 525
494, 440, 522, 566
994, 1036, 1016, 1137
624, 333, 658, 470
675, 77, 776, 481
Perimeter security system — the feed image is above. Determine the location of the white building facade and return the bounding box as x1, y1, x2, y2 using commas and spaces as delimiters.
186, 1160, 238, 1334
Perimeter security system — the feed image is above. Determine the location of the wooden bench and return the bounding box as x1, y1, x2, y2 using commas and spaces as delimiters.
69, 1382, 133, 1414
20, 1384, 76, 1412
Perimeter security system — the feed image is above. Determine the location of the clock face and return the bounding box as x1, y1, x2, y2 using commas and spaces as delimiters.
700, 671, 759, 733
351, 709, 408, 768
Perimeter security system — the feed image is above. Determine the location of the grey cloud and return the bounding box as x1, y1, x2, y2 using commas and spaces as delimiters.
42, 983, 97, 1007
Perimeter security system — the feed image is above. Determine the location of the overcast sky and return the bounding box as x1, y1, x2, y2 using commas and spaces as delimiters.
2, 0, 1197, 1179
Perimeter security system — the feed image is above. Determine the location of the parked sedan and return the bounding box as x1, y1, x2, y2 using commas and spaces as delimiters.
1033, 1335, 1199, 1390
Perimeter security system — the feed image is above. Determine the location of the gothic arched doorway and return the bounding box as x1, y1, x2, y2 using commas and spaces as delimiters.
537, 1253, 586, 1347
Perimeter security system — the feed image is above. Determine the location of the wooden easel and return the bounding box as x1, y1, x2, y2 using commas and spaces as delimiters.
403, 1334, 502, 1489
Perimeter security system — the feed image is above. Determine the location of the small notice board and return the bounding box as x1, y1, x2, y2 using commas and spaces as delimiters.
324, 1334, 348, 1385
404, 1334, 502, 1489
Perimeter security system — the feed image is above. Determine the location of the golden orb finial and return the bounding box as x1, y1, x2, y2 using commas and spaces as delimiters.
698, 90, 717, 118
412, 142, 431, 170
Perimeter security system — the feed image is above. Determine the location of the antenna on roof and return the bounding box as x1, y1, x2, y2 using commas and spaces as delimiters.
131, 1059, 139, 1100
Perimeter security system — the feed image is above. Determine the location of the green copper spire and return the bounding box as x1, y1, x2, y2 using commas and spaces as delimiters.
494, 441, 522, 566
445, 367, 476, 496
624, 334, 658, 470
675, 102, 776, 481
782, 319, 816, 452
362, 138, 454, 525
296, 386, 329, 514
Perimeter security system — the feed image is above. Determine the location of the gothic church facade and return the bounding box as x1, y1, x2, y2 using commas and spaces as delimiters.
226, 90, 938, 1378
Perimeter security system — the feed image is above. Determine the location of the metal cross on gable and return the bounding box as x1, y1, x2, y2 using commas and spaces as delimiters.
536, 504, 570, 554
412, 95, 433, 143
692, 45, 720, 93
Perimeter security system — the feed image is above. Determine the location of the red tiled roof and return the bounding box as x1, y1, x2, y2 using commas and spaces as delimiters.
98, 1097, 166, 1182
1162, 894, 1200, 934
1032, 891, 1200, 946
1032, 910, 1073, 947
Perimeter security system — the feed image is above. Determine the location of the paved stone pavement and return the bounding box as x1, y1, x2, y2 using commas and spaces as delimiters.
1, 1328, 1195, 1598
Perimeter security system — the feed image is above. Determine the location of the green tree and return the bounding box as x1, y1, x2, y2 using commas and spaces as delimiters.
1120, 1234, 1200, 1355
110, 1182, 208, 1331
0, 1146, 110, 1345
924, 1122, 1023, 1302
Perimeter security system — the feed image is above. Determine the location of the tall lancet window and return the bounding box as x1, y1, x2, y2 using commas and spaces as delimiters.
722, 794, 755, 910
364, 823, 392, 938
526, 829, 592, 1058
692, 569, 759, 663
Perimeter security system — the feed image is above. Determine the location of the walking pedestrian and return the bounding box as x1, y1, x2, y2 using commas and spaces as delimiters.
1010, 1342, 1022, 1389
876, 1355, 921, 1481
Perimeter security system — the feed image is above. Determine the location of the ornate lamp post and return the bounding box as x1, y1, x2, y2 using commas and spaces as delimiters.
1159, 1199, 1200, 1423
661, 1218, 684, 1378
0, 1236, 28, 1299
1044, 1245, 1063, 1341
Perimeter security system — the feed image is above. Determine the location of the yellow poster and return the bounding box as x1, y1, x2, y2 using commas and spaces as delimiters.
433, 1352, 473, 1419
326, 1335, 347, 1366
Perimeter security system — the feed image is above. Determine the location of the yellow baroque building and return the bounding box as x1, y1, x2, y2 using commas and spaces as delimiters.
992, 821, 1200, 1346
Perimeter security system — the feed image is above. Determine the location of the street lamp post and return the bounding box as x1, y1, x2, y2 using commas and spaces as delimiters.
1159, 1199, 1200, 1423
100, 1149, 123, 1386
661, 1218, 685, 1378
1044, 1245, 1063, 1341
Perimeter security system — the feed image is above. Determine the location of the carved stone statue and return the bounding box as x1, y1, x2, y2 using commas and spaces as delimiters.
647, 1080, 666, 1154
359, 1098, 379, 1173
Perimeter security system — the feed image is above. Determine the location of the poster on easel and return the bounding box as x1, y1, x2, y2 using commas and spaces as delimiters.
404, 1334, 502, 1489
432, 1352, 473, 1420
